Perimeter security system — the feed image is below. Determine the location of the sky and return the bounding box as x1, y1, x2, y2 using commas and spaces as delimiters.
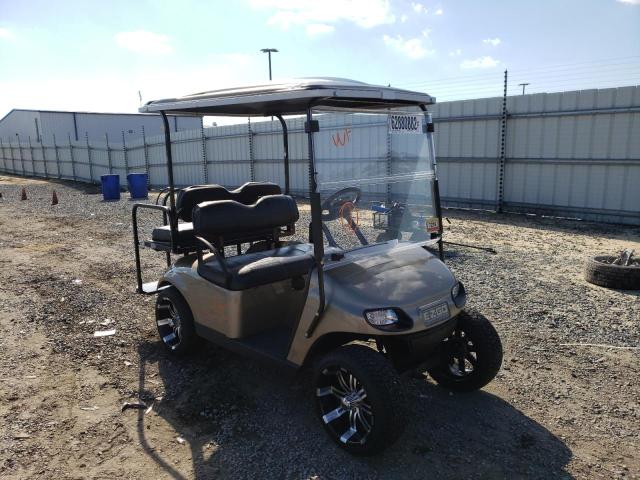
1, 0, 639, 119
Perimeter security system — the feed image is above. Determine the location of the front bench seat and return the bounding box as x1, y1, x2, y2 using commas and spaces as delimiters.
198, 244, 315, 290
193, 195, 314, 290
150, 182, 282, 249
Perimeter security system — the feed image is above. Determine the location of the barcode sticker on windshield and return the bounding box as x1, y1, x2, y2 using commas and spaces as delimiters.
426, 217, 439, 233
389, 114, 423, 134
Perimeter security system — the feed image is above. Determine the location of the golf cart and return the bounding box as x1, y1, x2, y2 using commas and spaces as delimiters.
131, 78, 503, 455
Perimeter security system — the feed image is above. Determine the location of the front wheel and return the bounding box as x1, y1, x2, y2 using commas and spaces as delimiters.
313, 344, 407, 455
428, 311, 502, 392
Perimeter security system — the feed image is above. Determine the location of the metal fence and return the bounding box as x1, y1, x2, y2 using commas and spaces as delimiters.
1, 86, 639, 225
432, 85, 640, 225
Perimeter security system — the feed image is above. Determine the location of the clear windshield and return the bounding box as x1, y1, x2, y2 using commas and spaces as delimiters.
312, 107, 439, 251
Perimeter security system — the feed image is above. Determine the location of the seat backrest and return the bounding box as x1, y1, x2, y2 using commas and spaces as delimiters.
192, 195, 298, 239
176, 185, 231, 222
176, 182, 281, 222
230, 182, 282, 205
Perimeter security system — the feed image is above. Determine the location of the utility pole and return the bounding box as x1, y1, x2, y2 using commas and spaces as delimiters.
519, 83, 530, 95
260, 48, 278, 80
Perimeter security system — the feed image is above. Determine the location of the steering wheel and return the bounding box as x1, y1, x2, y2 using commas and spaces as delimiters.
321, 187, 362, 220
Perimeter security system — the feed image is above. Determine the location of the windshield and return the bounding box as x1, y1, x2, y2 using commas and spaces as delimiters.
312, 107, 439, 252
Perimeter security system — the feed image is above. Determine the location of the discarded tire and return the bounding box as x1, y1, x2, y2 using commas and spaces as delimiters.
584, 256, 640, 290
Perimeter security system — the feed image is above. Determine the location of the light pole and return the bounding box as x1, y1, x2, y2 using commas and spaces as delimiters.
519, 82, 530, 95
260, 48, 278, 81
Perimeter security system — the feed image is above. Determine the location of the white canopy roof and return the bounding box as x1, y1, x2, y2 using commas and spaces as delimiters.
139, 77, 435, 116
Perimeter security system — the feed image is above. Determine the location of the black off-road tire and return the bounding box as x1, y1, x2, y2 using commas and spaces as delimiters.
155, 286, 200, 356
584, 256, 640, 290
313, 344, 407, 455
428, 311, 502, 392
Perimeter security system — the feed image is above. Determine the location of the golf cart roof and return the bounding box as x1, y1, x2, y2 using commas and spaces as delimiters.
139, 77, 435, 116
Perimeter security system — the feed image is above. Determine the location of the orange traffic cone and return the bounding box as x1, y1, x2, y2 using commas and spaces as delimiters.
52, 190, 59, 206
20, 187, 27, 201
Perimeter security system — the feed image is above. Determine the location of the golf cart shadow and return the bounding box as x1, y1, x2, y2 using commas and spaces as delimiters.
135, 342, 572, 480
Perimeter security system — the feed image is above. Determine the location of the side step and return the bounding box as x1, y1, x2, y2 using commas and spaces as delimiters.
195, 324, 298, 373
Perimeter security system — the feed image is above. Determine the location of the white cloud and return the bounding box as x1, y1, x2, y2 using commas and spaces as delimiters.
617, 0, 640, 4
250, 0, 395, 29
421, 28, 431, 38
435, 8, 443, 15
0, 53, 263, 120
0, 27, 13, 40
305, 23, 335, 35
460, 56, 500, 69
411, 2, 426, 13
483, 37, 501, 46
114, 31, 174, 55
448, 49, 462, 57
400, 14, 408, 22
383, 34, 434, 59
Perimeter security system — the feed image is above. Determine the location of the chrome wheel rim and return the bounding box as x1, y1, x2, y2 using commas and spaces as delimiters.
156, 297, 182, 350
316, 367, 374, 445
444, 329, 477, 377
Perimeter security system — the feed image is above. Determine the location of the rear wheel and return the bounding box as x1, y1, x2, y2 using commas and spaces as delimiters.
155, 286, 200, 356
313, 344, 407, 455
428, 311, 502, 392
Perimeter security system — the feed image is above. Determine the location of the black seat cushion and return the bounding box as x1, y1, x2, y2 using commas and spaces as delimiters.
232, 182, 282, 205
151, 223, 281, 250
193, 195, 298, 238
152, 222, 195, 246
198, 244, 315, 290
176, 186, 232, 222
177, 182, 282, 222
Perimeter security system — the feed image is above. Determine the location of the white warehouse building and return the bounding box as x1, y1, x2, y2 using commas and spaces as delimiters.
0, 109, 202, 144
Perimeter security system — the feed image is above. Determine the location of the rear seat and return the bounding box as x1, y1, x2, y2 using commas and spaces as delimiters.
192, 195, 315, 290
150, 182, 282, 250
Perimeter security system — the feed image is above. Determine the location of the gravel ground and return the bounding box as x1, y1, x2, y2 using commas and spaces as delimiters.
0, 174, 638, 480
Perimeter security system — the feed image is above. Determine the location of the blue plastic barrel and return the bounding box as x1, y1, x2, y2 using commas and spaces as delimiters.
127, 173, 148, 199
101, 174, 121, 201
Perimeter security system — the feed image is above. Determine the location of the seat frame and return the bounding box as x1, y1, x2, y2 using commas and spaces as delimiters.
147, 182, 287, 252
132, 183, 294, 294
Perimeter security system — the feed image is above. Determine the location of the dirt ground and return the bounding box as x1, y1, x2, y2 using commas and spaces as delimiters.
0, 174, 638, 480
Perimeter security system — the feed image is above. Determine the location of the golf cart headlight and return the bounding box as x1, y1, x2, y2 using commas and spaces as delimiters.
365, 309, 398, 327
451, 281, 466, 308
